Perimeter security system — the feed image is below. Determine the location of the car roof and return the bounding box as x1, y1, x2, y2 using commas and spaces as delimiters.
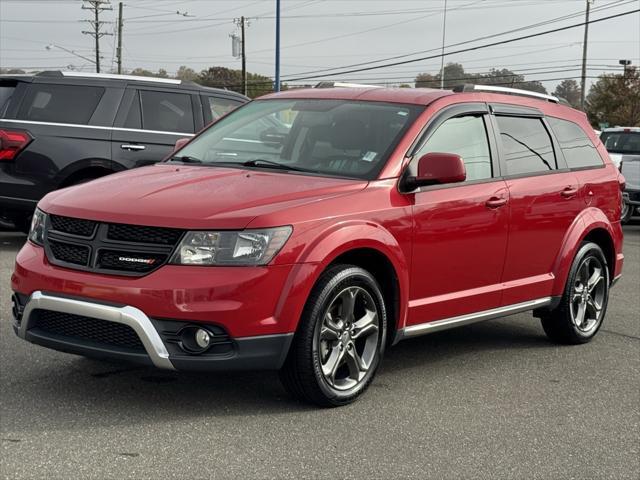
259, 86, 452, 105
0, 71, 248, 99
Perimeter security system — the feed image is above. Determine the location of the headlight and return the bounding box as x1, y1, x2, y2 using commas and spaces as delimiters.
170, 226, 292, 266
28, 208, 47, 246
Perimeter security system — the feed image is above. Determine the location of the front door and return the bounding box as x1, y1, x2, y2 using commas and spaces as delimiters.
407, 105, 510, 326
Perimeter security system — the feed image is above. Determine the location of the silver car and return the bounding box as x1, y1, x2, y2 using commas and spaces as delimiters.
601, 127, 640, 223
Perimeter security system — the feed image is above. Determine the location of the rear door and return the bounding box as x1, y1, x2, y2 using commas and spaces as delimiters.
490, 106, 583, 306
111, 87, 200, 170
407, 103, 510, 326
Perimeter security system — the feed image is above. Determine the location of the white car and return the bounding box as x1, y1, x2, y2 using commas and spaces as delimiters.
601, 127, 640, 222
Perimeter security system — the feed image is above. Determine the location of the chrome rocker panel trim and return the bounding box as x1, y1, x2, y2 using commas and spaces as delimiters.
397, 297, 552, 342
18, 291, 175, 370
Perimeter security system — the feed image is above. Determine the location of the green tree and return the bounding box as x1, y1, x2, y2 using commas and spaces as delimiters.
586, 68, 640, 127
553, 79, 581, 108
175, 65, 198, 82
198, 66, 273, 98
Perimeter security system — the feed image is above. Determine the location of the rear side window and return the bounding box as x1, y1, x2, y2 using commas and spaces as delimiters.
203, 96, 242, 123
18, 83, 104, 124
496, 116, 556, 175
547, 117, 603, 168
140, 90, 194, 133
0, 82, 17, 118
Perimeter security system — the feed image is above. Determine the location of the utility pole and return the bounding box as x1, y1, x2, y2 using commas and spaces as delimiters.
81, 0, 113, 73
580, 0, 594, 109
275, 0, 281, 92
440, 0, 448, 89
116, 2, 123, 74
234, 17, 248, 96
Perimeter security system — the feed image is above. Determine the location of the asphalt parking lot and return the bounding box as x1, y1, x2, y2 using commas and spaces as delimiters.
1, 226, 638, 480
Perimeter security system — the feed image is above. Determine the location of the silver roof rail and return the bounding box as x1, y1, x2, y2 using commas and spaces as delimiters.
315, 81, 383, 89
453, 84, 559, 103
51, 71, 182, 85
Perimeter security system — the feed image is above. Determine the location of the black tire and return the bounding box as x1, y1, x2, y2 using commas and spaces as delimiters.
279, 264, 387, 407
541, 242, 609, 344
621, 199, 632, 224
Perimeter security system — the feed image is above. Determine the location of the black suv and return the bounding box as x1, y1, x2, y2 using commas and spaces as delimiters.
0, 71, 248, 231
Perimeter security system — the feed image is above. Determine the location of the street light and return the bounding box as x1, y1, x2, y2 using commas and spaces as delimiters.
45, 44, 98, 66
619, 59, 632, 78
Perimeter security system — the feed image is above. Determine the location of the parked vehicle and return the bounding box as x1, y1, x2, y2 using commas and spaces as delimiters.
11, 84, 624, 407
601, 127, 640, 223
0, 71, 248, 232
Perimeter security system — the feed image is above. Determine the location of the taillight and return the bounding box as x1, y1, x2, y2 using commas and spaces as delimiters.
0, 129, 32, 161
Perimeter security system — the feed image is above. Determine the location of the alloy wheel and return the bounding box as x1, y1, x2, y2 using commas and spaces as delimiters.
570, 255, 606, 334
317, 286, 380, 391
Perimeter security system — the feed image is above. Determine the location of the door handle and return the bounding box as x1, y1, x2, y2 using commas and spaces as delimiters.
561, 186, 578, 198
121, 144, 146, 151
485, 196, 508, 209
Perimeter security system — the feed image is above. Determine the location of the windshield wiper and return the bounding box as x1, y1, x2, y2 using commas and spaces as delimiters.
241, 158, 309, 172
169, 155, 203, 164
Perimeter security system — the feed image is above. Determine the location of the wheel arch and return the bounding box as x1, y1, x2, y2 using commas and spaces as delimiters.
274, 222, 410, 343
55, 159, 116, 188
552, 208, 618, 296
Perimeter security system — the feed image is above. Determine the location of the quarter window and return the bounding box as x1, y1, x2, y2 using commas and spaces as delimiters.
415, 115, 492, 181
496, 116, 556, 175
203, 96, 242, 123
140, 90, 194, 133
18, 83, 104, 124
547, 117, 603, 168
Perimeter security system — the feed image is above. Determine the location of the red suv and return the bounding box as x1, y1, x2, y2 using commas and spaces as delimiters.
11, 84, 624, 406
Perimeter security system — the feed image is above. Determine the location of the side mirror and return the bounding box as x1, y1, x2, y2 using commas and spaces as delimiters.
405, 152, 466, 189
174, 137, 191, 151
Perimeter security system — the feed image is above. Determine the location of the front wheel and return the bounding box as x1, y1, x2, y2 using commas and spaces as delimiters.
280, 265, 387, 407
541, 242, 609, 344
621, 198, 632, 224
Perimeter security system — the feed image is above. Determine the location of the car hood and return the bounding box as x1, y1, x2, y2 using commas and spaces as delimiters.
40, 164, 368, 229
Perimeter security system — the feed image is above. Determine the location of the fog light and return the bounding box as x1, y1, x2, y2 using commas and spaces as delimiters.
179, 326, 214, 354
195, 328, 211, 349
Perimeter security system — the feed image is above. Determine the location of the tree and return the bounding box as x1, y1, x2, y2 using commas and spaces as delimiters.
586, 68, 640, 127
128, 67, 155, 77
198, 66, 273, 98
413, 63, 547, 93
553, 79, 581, 108
175, 65, 198, 82
0, 68, 26, 74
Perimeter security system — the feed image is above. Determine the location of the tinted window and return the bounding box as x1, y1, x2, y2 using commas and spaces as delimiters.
203, 96, 242, 123
496, 116, 556, 175
123, 92, 142, 129
18, 83, 104, 124
415, 115, 492, 181
601, 131, 640, 155
548, 117, 603, 168
0, 82, 17, 118
140, 90, 194, 133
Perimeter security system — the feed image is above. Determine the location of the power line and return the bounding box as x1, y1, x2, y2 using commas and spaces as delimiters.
278, 7, 640, 83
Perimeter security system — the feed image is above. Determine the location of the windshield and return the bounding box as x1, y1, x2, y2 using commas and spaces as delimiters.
170, 99, 423, 180
601, 131, 640, 155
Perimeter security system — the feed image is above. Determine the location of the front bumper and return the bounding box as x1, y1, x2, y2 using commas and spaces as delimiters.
12, 291, 293, 371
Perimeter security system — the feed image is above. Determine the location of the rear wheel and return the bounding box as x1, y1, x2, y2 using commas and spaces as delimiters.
280, 264, 387, 407
541, 242, 609, 344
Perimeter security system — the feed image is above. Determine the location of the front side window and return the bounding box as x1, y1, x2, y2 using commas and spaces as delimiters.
496, 116, 556, 175
172, 99, 423, 180
414, 115, 492, 181
140, 90, 194, 133
547, 117, 603, 169
17, 83, 104, 124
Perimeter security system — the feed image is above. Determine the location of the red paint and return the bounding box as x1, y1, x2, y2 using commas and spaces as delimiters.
12, 87, 624, 341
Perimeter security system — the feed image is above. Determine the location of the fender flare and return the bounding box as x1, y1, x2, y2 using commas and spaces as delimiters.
273, 221, 410, 335
551, 207, 616, 296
